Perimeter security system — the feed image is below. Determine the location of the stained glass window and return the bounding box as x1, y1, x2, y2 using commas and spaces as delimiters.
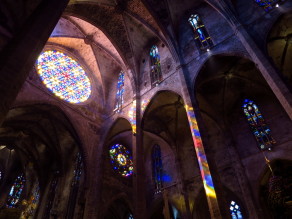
150, 45, 162, 86
43, 173, 58, 219
152, 145, 163, 193
242, 99, 275, 150
254, 0, 281, 12
109, 144, 133, 177
188, 14, 213, 50
21, 182, 40, 218
6, 174, 25, 208
128, 214, 134, 219
66, 153, 83, 218
230, 201, 243, 219
72, 153, 83, 186
114, 71, 125, 112
37, 50, 91, 103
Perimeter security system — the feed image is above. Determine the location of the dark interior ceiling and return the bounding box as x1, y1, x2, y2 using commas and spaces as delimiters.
142, 91, 192, 146
268, 13, 292, 89
195, 55, 273, 126
0, 104, 81, 186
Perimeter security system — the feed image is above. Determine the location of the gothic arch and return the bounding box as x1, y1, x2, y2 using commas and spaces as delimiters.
0, 103, 86, 217
103, 195, 134, 219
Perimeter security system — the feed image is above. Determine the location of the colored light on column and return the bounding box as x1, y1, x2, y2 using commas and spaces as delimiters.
184, 105, 217, 200
128, 100, 137, 134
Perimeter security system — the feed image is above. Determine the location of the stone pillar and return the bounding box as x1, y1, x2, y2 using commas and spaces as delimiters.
82, 132, 104, 219
0, 149, 18, 207
225, 132, 261, 218
235, 26, 292, 119
162, 190, 171, 219
133, 94, 148, 219
177, 66, 223, 219
0, 0, 69, 126
173, 109, 192, 219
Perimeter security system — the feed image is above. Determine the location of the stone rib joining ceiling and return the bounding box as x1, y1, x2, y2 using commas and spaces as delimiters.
65, 3, 132, 62
68, 16, 124, 66
51, 17, 84, 38
65, 1, 166, 64
47, 37, 103, 87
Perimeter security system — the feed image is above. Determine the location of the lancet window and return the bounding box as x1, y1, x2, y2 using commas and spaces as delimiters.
7, 174, 25, 208
150, 45, 162, 86
114, 71, 125, 112
188, 14, 213, 50
66, 153, 83, 218
152, 144, 163, 193
230, 201, 243, 219
43, 173, 59, 219
255, 0, 281, 11
21, 182, 40, 218
242, 99, 275, 150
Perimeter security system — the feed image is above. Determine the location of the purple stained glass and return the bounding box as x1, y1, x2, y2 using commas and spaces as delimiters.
109, 144, 133, 177
7, 174, 25, 208
188, 14, 213, 50
242, 99, 275, 150
114, 71, 125, 112
37, 50, 91, 103
230, 201, 243, 219
150, 45, 162, 86
254, 0, 280, 12
152, 144, 163, 193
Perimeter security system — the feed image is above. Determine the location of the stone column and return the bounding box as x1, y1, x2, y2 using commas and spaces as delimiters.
82, 129, 104, 219
133, 94, 148, 219
177, 66, 223, 219
225, 131, 261, 218
0, 0, 69, 126
235, 26, 292, 118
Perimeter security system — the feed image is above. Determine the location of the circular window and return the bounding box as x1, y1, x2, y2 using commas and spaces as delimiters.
37, 50, 91, 103
109, 144, 133, 177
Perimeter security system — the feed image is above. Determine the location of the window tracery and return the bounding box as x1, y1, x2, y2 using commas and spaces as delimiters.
114, 71, 125, 112
230, 201, 243, 219
152, 144, 163, 193
43, 173, 59, 219
255, 0, 281, 11
188, 14, 213, 50
6, 174, 25, 208
150, 45, 162, 86
242, 99, 275, 150
37, 50, 91, 103
66, 153, 83, 218
21, 182, 40, 218
109, 144, 133, 177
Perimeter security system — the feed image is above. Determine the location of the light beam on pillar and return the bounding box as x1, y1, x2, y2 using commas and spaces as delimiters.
184, 104, 221, 218
128, 100, 137, 134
